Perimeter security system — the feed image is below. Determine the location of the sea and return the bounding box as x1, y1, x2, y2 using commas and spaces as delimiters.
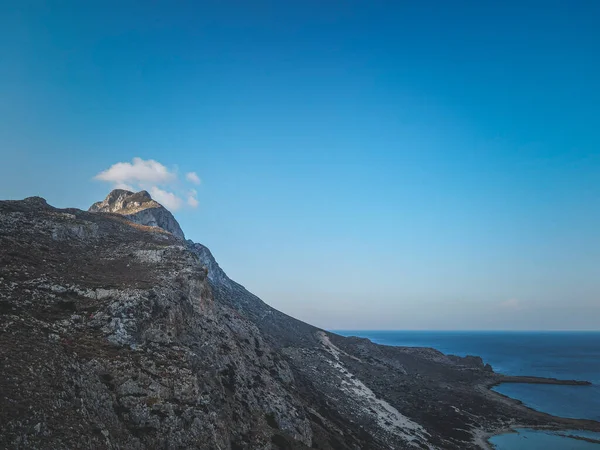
333, 330, 600, 449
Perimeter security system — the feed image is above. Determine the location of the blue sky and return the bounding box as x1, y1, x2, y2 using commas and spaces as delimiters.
1, 1, 599, 329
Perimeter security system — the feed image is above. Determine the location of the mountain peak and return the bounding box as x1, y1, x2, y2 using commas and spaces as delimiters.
90, 189, 154, 213
89, 189, 185, 239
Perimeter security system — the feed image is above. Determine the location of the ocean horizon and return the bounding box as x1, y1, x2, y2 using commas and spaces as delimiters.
333, 330, 600, 449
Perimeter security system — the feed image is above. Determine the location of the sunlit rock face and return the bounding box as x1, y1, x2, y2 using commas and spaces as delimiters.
89, 189, 185, 239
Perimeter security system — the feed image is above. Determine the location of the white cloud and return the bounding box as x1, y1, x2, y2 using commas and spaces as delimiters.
94, 157, 176, 185
187, 189, 199, 208
94, 157, 201, 212
186, 172, 201, 185
150, 187, 183, 211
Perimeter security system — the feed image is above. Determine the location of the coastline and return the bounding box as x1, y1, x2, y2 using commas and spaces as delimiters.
480, 374, 600, 448
335, 330, 600, 448
481, 425, 600, 449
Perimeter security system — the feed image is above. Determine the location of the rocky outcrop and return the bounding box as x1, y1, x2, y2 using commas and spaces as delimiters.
1, 194, 599, 449
89, 189, 185, 239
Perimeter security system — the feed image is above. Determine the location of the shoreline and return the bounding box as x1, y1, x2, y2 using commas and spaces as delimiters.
480, 374, 599, 448
335, 331, 600, 448
481, 425, 600, 449
336, 331, 600, 448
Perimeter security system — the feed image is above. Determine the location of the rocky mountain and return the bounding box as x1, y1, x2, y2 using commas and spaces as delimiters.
1, 191, 598, 449
89, 190, 185, 239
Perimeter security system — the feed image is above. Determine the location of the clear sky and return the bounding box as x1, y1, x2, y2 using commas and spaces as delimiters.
1, 1, 599, 330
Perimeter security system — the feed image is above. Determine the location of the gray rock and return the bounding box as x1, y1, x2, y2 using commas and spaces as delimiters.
89, 189, 184, 239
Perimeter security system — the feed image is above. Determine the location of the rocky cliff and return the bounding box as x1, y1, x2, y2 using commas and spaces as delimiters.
1, 191, 599, 449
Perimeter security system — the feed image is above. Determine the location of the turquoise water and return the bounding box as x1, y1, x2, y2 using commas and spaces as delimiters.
488, 429, 600, 449
334, 331, 600, 448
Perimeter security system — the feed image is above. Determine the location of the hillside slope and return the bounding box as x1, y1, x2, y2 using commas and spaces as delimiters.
0, 192, 598, 449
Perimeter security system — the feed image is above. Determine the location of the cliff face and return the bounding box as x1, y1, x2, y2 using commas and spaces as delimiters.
1, 193, 598, 450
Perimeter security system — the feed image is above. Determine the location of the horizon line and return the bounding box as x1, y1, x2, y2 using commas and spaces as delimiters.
330, 329, 600, 332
